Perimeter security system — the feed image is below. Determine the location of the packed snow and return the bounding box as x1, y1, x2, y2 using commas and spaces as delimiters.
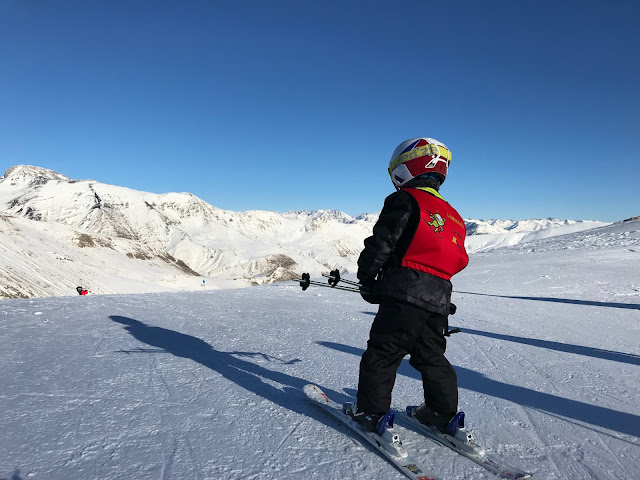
1, 219, 639, 479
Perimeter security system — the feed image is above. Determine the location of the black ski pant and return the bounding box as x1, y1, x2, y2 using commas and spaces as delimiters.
356, 300, 458, 416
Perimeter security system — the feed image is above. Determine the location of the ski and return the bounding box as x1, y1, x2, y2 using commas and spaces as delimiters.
399, 407, 532, 479
303, 384, 441, 480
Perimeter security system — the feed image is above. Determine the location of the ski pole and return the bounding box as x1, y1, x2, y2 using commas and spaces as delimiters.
322, 269, 360, 287
293, 273, 359, 292
292, 273, 370, 293
295, 279, 360, 292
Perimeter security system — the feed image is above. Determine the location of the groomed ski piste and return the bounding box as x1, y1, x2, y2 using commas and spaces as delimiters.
1, 220, 639, 479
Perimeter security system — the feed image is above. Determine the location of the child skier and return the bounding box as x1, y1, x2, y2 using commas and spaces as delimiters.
353, 137, 469, 434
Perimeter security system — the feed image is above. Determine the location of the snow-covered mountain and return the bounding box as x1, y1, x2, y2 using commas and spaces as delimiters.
0, 166, 375, 298
0, 165, 611, 299
465, 218, 592, 236
463, 219, 610, 254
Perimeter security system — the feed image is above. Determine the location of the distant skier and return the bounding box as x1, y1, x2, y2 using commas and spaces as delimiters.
352, 137, 469, 434
76, 286, 88, 295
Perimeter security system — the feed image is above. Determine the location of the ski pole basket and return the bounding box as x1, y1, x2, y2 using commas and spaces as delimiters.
299, 272, 311, 291
292, 272, 361, 293
322, 269, 360, 288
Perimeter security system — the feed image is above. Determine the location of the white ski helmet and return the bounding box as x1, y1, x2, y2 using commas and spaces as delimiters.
388, 137, 452, 188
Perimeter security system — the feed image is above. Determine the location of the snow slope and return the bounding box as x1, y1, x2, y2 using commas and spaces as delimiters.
1, 219, 639, 479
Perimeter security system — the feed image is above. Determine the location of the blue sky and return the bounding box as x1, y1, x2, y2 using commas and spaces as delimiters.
1, 1, 638, 222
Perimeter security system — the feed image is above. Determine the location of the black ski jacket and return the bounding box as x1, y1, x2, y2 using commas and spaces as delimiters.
357, 178, 458, 316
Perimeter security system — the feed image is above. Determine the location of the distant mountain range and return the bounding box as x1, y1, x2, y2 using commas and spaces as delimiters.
0, 165, 609, 299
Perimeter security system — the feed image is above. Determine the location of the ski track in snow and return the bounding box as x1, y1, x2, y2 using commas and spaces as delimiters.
1, 220, 639, 479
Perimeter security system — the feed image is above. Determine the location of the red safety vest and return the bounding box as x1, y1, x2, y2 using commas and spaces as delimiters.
401, 187, 469, 281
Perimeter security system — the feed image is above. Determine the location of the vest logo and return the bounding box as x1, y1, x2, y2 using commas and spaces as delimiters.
425, 209, 445, 238
446, 213, 465, 228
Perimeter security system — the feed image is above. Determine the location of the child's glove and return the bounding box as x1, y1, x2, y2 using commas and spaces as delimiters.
359, 279, 380, 304
449, 303, 457, 315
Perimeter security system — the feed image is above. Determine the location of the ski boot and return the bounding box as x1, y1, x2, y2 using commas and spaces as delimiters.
407, 404, 472, 443
343, 401, 393, 435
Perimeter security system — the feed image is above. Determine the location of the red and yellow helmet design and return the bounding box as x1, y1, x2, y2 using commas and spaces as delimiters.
388, 137, 452, 188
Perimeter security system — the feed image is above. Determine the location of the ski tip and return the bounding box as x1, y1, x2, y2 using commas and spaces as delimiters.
303, 384, 331, 403
499, 470, 533, 479
303, 384, 321, 394
497, 466, 533, 480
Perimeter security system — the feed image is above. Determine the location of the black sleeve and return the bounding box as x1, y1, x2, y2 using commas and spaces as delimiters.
357, 190, 415, 283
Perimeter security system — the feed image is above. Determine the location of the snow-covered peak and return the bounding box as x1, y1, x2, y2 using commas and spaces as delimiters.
283, 209, 357, 224
465, 218, 590, 236
354, 213, 380, 223
2, 165, 70, 184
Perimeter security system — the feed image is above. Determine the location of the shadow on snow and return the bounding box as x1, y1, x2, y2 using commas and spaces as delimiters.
317, 341, 640, 438
107, 315, 640, 439
108, 315, 352, 437
452, 327, 640, 366
0, 470, 22, 480
457, 291, 640, 310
